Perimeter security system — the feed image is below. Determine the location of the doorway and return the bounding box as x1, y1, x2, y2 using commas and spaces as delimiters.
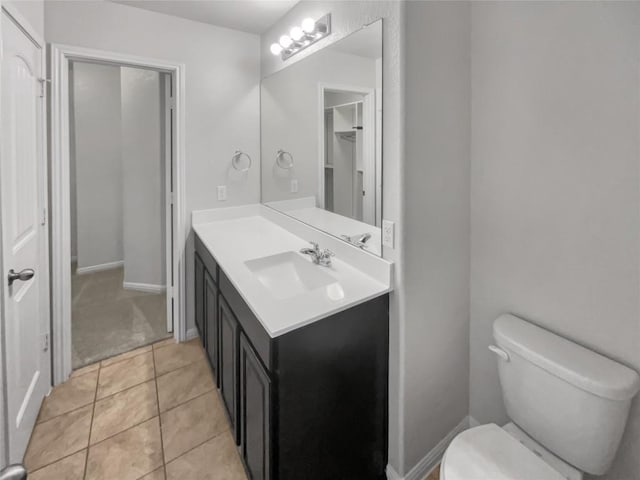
319, 84, 377, 225
50, 45, 186, 384
68, 60, 172, 368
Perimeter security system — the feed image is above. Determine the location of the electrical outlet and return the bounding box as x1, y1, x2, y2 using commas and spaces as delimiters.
217, 185, 227, 201
382, 220, 394, 248
290, 179, 299, 193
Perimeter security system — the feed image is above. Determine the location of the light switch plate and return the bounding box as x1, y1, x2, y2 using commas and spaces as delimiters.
217, 185, 227, 201
382, 220, 394, 248
290, 179, 298, 193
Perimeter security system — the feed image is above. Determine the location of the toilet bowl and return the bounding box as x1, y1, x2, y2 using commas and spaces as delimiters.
441, 314, 640, 480
440, 423, 576, 480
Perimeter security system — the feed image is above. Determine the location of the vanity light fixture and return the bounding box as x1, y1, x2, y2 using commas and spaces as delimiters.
269, 14, 331, 61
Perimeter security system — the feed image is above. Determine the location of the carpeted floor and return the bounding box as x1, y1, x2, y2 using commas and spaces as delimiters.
71, 265, 171, 368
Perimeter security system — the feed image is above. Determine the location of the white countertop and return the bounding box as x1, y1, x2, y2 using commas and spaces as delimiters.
192, 206, 392, 338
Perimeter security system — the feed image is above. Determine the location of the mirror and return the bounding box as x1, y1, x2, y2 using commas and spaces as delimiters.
261, 20, 383, 255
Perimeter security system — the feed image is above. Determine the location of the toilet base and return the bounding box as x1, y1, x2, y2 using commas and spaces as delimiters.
502, 422, 583, 480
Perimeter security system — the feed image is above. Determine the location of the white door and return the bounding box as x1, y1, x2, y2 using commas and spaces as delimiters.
0, 8, 50, 463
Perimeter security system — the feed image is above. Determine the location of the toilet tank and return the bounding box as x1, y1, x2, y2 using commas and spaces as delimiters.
493, 314, 640, 476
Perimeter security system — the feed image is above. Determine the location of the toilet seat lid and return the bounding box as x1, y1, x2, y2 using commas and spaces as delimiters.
442, 424, 565, 480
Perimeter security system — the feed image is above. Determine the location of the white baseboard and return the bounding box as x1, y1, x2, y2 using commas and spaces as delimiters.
185, 327, 199, 341
76, 260, 123, 275
468, 415, 480, 428
386, 416, 471, 480
122, 282, 166, 294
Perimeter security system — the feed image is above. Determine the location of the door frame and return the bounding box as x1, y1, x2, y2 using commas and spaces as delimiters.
317, 83, 376, 222
49, 44, 187, 385
0, 1, 48, 464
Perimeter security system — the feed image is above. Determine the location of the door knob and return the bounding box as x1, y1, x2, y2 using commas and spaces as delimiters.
7, 268, 35, 286
0, 464, 26, 480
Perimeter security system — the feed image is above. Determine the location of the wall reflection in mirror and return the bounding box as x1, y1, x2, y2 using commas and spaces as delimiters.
261, 20, 383, 256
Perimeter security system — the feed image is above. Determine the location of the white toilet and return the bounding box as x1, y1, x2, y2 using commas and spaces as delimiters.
441, 314, 640, 480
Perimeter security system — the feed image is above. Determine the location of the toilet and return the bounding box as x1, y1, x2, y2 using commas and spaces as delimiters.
441, 314, 640, 480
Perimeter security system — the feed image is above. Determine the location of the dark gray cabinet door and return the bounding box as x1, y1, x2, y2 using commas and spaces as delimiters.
194, 253, 205, 346
219, 297, 239, 443
204, 271, 218, 384
240, 333, 271, 480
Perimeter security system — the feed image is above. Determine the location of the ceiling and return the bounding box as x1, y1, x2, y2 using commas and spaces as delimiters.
111, 0, 299, 34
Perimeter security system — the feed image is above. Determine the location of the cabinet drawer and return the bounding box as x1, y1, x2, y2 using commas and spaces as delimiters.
219, 270, 273, 371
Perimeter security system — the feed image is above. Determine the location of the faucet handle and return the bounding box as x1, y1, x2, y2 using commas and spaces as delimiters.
318, 248, 335, 266
308, 241, 319, 251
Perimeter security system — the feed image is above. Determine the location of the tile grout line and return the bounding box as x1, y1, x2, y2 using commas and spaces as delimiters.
163, 427, 230, 470
27, 341, 201, 478
34, 360, 212, 453
151, 345, 169, 479
27, 447, 87, 476
82, 361, 101, 480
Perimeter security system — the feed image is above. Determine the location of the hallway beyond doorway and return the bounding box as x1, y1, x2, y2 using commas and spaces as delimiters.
72, 265, 170, 368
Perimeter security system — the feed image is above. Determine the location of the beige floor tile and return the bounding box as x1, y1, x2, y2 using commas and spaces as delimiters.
70, 362, 100, 378
85, 417, 163, 480
161, 391, 229, 462
28, 449, 87, 480
29, 450, 87, 480
97, 352, 155, 399
101, 344, 152, 368
154, 339, 205, 376
157, 360, 215, 412
91, 380, 158, 444
165, 431, 247, 480
38, 370, 98, 423
24, 404, 93, 472
140, 467, 165, 480
153, 337, 176, 350
425, 465, 441, 480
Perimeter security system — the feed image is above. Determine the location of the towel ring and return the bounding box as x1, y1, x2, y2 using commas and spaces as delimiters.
231, 150, 252, 172
276, 149, 294, 170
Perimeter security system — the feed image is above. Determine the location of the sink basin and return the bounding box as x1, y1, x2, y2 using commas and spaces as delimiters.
245, 252, 337, 300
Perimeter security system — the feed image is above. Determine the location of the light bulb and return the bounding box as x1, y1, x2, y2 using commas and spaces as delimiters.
290, 26, 304, 41
279, 35, 293, 49
270, 43, 283, 55
301, 17, 316, 34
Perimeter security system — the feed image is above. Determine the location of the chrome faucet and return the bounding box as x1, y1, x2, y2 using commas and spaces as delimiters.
341, 232, 372, 249
300, 241, 334, 267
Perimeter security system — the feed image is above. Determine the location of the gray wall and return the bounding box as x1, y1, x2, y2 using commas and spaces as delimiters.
470, 3, 640, 479
45, 0, 261, 331
121, 67, 165, 287
403, 0, 471, 471
71, 61, 124, 270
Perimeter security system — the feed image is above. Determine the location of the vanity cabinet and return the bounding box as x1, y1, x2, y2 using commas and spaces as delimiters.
194, 232, 389, 480
194, 253, 205, 347
219, 296, 239, 441
204, 271, 219, 382
240, 332, 271, 480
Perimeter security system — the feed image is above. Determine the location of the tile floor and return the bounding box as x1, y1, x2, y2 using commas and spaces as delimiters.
24, 338, 248, 480
72, 266, 170, 368
425, 466, 441, 480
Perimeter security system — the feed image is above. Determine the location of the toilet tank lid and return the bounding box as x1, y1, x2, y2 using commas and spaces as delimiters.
494, 314, 640, 401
